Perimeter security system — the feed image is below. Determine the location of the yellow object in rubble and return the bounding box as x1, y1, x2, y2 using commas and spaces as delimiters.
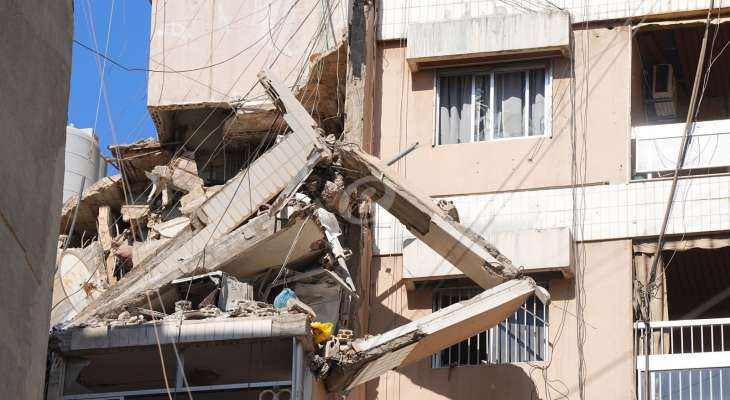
310, 321, 334, 344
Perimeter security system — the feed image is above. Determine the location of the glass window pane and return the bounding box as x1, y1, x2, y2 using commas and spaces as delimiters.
439, 75, 473, 144
474, 75, 490, 141
494, 71, 526, 138
529, 68, 546, 136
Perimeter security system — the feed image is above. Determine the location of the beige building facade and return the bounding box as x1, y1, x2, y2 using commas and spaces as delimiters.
364, 1, 730, 399
47, 1, 730, 400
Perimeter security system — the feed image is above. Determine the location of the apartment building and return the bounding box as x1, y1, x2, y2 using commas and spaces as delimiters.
49, 1, 730, 400
370, 1, 730, 399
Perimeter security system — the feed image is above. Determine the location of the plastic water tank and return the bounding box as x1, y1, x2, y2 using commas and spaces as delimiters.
64, 124, 106, 203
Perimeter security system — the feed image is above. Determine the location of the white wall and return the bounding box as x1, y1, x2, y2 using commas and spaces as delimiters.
378, 0, 717, 40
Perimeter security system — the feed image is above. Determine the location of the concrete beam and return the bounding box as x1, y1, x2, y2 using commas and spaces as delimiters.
337, 146, 521, 289
326, 278, 539, 391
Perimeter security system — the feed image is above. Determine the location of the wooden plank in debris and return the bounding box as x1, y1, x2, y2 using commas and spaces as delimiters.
337, 147, 521, 289
326, 278, 539, 392
97, 206, 113, 251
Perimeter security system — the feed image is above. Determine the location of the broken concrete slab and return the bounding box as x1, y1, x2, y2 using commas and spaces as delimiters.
71, 208, 325, 322
325, 278, 540, 392
108, 138, 173, 184
337, 146, 521, 289
60, 175, 125, 238
53, 314, 310, 354
131, 238, 171, 267
150, 216, 191, 239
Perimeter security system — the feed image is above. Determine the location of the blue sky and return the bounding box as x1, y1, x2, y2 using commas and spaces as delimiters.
68, 0, 155, 165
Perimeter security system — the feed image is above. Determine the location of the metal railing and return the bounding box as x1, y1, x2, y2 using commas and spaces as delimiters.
635, 318, 730, 399
632, 119, 730, 175
432, 288, 548, 367
636, 318, 730, 356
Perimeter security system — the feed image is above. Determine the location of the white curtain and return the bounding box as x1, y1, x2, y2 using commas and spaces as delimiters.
495, 71, 525, 138
529, 69, 546, 136
439, 75, 473, 144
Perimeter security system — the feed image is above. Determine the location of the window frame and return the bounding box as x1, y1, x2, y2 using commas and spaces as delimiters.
433, 60, 553, 146
430, 285, 550, 368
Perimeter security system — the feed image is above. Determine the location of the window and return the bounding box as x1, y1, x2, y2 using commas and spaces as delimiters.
436, 63, 550, 145
432, 287, 548, 367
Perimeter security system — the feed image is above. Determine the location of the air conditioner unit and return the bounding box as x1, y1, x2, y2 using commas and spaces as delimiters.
651, 64, 677, 118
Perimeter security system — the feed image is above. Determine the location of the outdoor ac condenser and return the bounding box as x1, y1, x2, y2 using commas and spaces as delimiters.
652, 64, 677, 118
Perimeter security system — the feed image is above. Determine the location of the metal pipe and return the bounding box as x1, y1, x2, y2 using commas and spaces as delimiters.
386, 142, 419, 166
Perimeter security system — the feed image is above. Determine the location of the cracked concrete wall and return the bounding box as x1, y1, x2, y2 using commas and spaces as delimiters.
0, 1, 73, 398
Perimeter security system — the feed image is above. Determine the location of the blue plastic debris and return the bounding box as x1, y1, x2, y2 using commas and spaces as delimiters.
274, 288, 297, 309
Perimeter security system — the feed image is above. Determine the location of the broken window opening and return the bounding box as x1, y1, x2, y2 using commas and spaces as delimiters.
436, 62, 551, 145
631, 21, 730, 180
431, 286, 548, 367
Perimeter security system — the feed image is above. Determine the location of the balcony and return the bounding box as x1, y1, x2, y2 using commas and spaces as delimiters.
632, 120, 730, 178
635, 318, 730, 399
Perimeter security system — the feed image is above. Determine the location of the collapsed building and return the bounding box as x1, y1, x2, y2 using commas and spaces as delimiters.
49, 0, 730, 399
48, 68, 546, 399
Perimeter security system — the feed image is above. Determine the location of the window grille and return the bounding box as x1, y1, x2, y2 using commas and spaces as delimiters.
432, 287, 549, 367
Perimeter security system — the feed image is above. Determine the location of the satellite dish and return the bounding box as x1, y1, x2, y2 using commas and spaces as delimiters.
50, 243, 105, 326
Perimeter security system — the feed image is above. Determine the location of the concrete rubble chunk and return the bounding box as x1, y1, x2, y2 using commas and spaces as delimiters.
60, 175, 125, 237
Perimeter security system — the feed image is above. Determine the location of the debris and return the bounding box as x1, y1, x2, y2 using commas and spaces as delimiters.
48, 68, 546, 398
132, 238, 170, 266
437, 199, 460, 222
315, 208, 357, 295
325, 278, 542, 391
311, 321, 334, 344
274, 288, 298, 309
286, 298, 317, 320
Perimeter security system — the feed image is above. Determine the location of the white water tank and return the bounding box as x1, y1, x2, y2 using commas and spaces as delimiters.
64, 124, 106, 203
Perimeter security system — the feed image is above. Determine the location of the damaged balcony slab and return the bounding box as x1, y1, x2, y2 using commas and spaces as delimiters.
108, 138, 173, 184
53, 314, 309, 355
71, 208, 324, 322
325, 278, 541, 392
337, 146, 521, 289
223, 44, 347, 143
60, 175, 125, 237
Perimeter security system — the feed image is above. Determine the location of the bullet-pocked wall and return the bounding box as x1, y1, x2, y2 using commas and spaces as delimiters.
364, 24, 638, 399
0, 1, 73, 398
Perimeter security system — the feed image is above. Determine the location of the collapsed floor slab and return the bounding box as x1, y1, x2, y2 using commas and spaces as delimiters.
71, 209, 323, 323
53, 314, 309, 354
325, 278, 540, 392
337, 145, 521, 289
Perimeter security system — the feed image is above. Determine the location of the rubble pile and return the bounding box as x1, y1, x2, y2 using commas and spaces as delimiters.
50, 70, 544, 395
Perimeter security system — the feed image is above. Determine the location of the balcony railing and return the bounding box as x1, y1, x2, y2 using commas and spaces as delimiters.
635, 318, 730, 399
632, 119, 730, 175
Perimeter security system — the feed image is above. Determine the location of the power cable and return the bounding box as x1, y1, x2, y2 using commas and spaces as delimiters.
641, 4, 715, 400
